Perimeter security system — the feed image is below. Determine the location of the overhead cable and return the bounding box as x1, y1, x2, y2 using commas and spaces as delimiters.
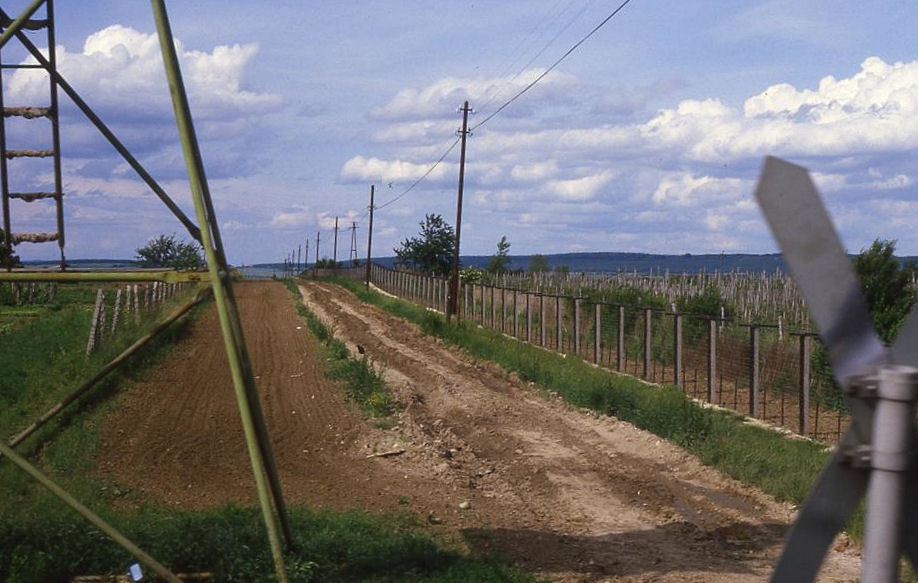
471, 0, 633, 132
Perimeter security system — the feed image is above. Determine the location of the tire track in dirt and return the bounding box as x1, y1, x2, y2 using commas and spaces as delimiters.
298, 281, 859, 583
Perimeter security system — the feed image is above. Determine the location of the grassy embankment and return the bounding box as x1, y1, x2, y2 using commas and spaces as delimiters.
0, 281, 537, 583
327, 276, 865, 539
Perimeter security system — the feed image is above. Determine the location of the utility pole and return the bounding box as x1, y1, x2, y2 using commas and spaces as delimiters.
314, 231, 320, 277
296, 244, 301, 274
365, 184, 375, 289
332, 216, 339, 271
447, 100, 471, 321
304, 239, 309, 271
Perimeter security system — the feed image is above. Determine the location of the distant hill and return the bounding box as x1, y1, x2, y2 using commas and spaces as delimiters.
250, 252, 789, 275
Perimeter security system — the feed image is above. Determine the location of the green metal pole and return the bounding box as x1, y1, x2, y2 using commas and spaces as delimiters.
8, 288, 208, 448
0, 0, 45, 50
0, 441, 182, 583
150, 2, 290, 581
0, 270, 209, 283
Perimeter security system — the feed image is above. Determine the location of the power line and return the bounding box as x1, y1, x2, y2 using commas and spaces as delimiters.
376, 136, 462, 211
477, 0, 599, 114
471, 0, 633, 132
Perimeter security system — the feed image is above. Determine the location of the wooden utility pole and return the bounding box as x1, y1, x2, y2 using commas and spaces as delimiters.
296, 244, 301, 274
447, 100, 471, 321
314, 231, 320, 277
365, 184, 375, 289
332, 216, 339, 270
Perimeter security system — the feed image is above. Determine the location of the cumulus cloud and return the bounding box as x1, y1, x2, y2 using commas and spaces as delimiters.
370, 69, 578, 121
546, 171, 613, 201
8, 25, 281, 119
340, 155, 454, 183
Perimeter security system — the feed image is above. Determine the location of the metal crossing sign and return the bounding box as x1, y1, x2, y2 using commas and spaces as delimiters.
756, 157, 918, 583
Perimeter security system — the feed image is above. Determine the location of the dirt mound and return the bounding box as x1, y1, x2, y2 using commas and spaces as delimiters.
95, 280, 859, 582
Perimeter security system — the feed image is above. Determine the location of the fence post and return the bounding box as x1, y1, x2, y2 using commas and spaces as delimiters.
501, 287, 507, 332
513, 290, 519, 337
490, 286, 496, 329
479, 285, 485, 324
573, 297, 581, 356
708, 319, 717, 403
86, 289, 104, 356
674, 313, 683, 388
540, 294, 547, 347
526, 293, 532, 343
111, 289, 122, 336
556, 296, 563, 352
463, 281, 469, 319
617, 306, 624, 371
643, 308, 652, 380
750, 325, 760, 417
594, 303, 601, 364
798, 333, 811, 436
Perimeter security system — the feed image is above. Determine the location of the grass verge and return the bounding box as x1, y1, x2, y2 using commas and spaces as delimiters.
326, 276, 865, 537
284, 279, 395, 419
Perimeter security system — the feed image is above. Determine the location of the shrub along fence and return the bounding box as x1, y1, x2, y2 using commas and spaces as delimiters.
364, 263, 847, 444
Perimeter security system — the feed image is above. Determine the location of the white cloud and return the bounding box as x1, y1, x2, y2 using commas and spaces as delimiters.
546, 171, 613, 201
370, 69, 578, 121
8, 25, 281, 120
510, 160, 558, 182
339, 155, 454, 183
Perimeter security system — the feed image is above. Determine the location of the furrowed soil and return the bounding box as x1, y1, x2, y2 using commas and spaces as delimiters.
96, 280, 859, 582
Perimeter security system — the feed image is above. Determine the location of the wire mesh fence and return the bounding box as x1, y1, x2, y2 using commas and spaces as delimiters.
367, 264, 849, 444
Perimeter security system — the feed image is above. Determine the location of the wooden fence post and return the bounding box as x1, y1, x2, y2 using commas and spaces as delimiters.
540, 294, 546, 347
798, 333, 811, 436
617, 306, 624, 371
594, 303, 601, 364
708, 319, 717, 403
490, 286, 496, 329
111, 289, 122, 336
573, 297, 581, 356
673, 313, 683, 388
526, 293, 532, 342
513, 290, 519, 337
555, 295, 563, 352
643, 308, 652, 380
750, 325, 760, 418
86, 289, 104, 356
501, 287, 507, 332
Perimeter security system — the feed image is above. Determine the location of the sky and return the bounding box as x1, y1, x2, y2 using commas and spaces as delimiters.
4, 0, 918, 264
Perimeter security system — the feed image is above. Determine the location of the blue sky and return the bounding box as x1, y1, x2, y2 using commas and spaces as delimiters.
5, 1, 918, 264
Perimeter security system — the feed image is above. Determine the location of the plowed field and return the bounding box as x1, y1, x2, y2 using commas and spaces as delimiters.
95, 280, 859, 582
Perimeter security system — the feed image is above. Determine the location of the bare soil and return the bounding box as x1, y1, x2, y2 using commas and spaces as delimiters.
96, 280, 859, 582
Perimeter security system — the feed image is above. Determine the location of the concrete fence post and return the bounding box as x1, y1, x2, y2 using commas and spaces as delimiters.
798, 333, 811, 436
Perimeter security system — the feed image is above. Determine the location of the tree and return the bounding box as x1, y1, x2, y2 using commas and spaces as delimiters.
0, 230, 21, 269
135, 234, 205, 270
485, 235, 511, 274
393, 214, 455, 275
853, 239, 917, 343
528, 253, 549, 273
812, 239, 917, 410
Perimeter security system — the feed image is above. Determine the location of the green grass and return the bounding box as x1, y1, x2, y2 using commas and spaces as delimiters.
284, 279, 395, 419
328, 277, 850, 525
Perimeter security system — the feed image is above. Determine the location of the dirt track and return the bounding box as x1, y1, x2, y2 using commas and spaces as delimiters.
97, 280, 859, 582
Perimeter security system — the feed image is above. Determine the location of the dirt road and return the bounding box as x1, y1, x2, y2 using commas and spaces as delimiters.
96, 280, 859, 582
